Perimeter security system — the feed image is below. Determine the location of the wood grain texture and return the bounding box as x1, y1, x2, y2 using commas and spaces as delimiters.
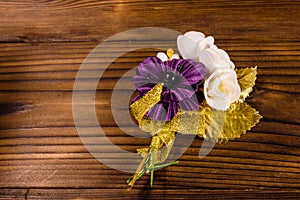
0, 0, 299, 199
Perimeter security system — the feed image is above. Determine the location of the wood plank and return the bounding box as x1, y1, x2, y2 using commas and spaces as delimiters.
0, 125, 299, 188
0, 79, 299, 93
25, 189, 300, 200
0, 43, 299, 94
0, 89, 299, 129
0, 0, 299, 42
0, 42, 299, 70
0, 156, 299, 188
0, 188, 299, 199
0, 189, 27, 200
2, 188, 300, 200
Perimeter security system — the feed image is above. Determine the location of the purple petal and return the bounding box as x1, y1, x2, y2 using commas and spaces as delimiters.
146, 103, 166, 121
136, 83, 156, 94
131, 94, 143, 104
137, 57, 163, 76
134, 57, 165, 86
165, 59, 206, 87
179, 60, 206, 85
179, 95, 200, 111
164, 59, 181, 71
172, 87, 195, 100
146, 100, 179, 121
161, 89, 178, 102
132, 75, 149, 90
165, 101, 179, 121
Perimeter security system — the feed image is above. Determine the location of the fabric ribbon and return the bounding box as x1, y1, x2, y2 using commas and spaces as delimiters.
130, 83, 174, 164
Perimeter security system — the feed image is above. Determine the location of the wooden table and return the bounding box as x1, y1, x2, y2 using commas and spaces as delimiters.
0, 0, 299, 199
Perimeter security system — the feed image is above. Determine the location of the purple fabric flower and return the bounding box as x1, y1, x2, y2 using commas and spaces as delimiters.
132, 57, 206, 121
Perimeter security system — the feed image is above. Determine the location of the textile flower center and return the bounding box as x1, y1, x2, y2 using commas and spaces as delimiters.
218, 80, 230, 95
163, 71, 181, 89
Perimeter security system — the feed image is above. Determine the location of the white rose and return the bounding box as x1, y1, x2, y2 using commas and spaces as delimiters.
199, 45, 235, 77
204, 68, 241, 111
177, 31, 212, 61
177, 31, 235, 77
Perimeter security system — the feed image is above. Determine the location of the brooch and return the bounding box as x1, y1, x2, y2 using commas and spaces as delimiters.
127, 31, 262, 188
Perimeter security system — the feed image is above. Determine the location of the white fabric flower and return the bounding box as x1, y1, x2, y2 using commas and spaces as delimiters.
204, 68, 241, 110
199, 45, 235, 77
177, 31, 234, 77
156, 51, 179, 62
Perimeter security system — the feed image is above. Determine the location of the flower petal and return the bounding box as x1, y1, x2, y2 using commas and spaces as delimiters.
199, 49, 218, 72
147, 103, 166, 121
156, 52, 168, 62
172, 87, 195, 100
134, 57, 165, 88
161, 89, 178, 101
130, 83, 156, 104
198, 36, 214, 50
146, 101, 179, 121
136, 83, 156, 94
216, 48, 235, 69
137, 57, 163, 76
184, 31, 205, 43
179, 60, 206, 85
177, 35, 199, 61
179, 94, 200, 110
165, 101, 179, 121
171, 54, 180, 60
200, 49, 232, 77
204, 68, 241, 111
130, 93, 142, 104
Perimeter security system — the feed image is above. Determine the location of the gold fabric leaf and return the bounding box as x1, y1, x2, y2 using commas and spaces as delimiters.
204, 101, 262, 142
237, 67, 257, 102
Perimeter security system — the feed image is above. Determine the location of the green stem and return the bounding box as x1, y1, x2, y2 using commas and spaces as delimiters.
149, 147, 155, 187
150, 170, 154, 187
148, 161, 179, 171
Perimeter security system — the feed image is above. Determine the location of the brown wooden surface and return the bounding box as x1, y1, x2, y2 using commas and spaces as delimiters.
0, 0, 300, 199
